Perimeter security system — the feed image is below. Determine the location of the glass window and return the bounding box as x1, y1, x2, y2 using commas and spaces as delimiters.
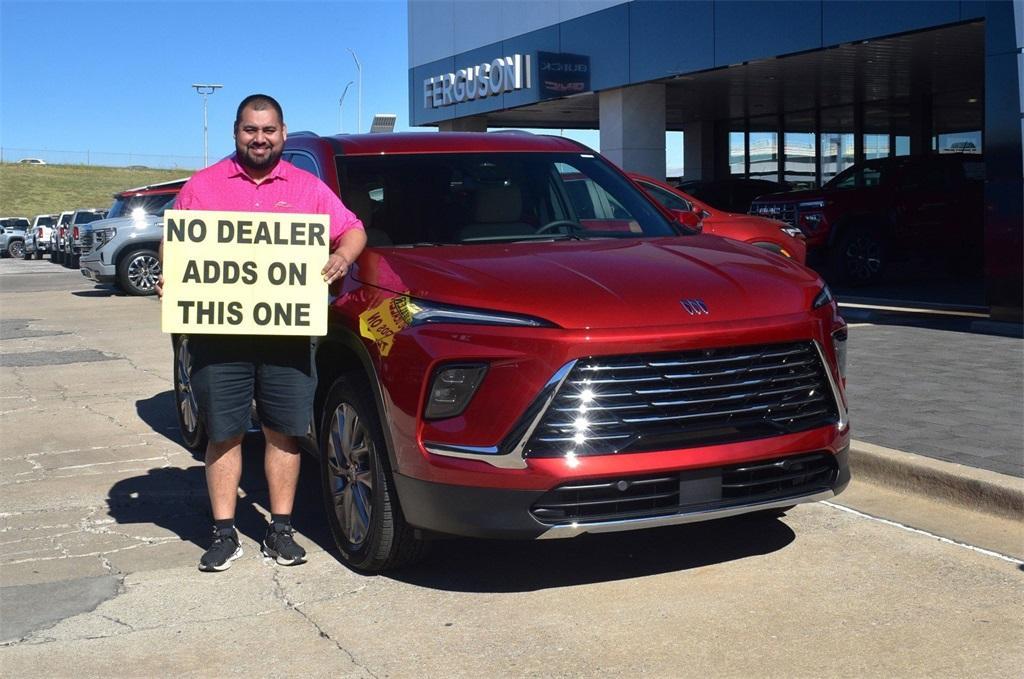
863, 134, 890, 160
638, 181, 692, 212
894, 136, 910, 157
748, 126, 778, 182
826, 161, 889, 190
729, 131, 745, 175
783, 132, 816, 190
286, 152, 321, 176
336, 152, 676, 245
937, 131, 982, 154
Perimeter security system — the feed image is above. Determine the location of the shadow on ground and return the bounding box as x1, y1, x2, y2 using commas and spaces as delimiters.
386, 513, 796, 592
106, 434, 334, 554
71, 287, 125, 298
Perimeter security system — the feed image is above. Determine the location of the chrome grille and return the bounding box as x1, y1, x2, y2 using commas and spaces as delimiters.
80, 232, 95, 254
525, 342, 838, 457
530, 452, 838, 525
750, 201, 796, 226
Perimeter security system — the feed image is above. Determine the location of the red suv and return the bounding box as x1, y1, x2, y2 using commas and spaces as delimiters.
749, 154, 985, 284
173, 132, 850, 572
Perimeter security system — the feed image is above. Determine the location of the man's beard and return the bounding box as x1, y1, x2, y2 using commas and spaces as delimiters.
237, 143, 282, 172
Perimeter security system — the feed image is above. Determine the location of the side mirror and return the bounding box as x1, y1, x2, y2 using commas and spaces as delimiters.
672, 209, 702, 231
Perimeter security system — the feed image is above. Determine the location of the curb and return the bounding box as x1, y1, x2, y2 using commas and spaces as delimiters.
849, 440, 1024, 521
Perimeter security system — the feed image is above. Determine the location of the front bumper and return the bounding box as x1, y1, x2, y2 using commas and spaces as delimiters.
80, 257, 116, 283
394, 446, 849, 539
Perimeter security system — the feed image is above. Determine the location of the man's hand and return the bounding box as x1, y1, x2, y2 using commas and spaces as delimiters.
322, 252, 350, 284
156, 274, 164, 298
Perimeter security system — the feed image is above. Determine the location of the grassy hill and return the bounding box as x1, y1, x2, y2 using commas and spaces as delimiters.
0, 163, 193, 218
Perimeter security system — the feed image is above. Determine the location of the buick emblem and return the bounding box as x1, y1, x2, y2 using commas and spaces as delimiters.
680, 298, 709, 315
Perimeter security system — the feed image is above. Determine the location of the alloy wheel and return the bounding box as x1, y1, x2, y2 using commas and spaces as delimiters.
175, 338, 200, 438
325, 402, 375, 548
127, 254, 161, 292
844, 234, 883, 282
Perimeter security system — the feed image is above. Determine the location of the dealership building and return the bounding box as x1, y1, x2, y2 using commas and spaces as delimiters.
408, 0, 1023, 322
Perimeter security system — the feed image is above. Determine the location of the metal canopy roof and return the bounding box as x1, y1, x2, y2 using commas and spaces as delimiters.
481, 21, 984, 132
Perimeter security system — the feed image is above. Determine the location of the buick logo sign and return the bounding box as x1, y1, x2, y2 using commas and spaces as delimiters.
680, 299, 709, 315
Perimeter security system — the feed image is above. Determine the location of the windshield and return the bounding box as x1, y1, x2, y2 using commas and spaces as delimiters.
73, 211, 106, 225
108, 192, 178, 219
824, 161, 890, 190
335, 152, 677, 246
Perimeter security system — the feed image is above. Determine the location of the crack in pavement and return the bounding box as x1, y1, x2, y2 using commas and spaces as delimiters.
267, 566, 380, 678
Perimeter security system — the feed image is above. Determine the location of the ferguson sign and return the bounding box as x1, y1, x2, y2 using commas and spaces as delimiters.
424, 54, 531, 108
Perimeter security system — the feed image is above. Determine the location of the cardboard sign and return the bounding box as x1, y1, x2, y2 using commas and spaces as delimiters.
161, 210, 328, 336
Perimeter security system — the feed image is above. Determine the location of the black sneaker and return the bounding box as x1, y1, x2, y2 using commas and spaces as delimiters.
199, 528, 243, 572
262, 524, 307, 566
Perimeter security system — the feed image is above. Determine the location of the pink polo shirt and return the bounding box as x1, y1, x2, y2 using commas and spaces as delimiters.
175, 155, 363, 249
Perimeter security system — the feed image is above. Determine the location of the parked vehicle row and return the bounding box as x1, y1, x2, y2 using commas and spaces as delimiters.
79, 178, 186, 295
11, 178, 188, 295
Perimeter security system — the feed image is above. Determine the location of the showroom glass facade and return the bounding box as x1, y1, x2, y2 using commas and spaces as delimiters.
410, 1, 1022, 320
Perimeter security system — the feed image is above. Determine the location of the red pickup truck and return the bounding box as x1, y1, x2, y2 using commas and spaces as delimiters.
173, 131, 850, 572
749, 154, 985, 284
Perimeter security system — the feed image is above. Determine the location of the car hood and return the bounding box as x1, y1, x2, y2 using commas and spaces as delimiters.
353, 237, 821, 330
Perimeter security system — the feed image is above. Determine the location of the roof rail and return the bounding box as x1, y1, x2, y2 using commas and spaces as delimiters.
287, 131, 320, 138
489, 129, 534, 135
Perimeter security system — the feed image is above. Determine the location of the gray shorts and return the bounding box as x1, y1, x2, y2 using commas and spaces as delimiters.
189, 335, 315, 444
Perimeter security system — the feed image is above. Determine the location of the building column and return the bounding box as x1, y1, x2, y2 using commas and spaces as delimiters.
599, 84, 666, 177
681, 120, 716, 181
438, 116, 488, 132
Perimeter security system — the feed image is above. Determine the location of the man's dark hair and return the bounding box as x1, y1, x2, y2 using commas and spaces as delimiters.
234, 94, 284, 129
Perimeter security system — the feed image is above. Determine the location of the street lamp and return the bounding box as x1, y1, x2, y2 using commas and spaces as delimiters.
339, 80, 354, 133
192, 83, 223, 167
347, 48, 362, 133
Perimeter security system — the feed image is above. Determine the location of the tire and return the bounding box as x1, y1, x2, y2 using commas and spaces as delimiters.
6, 239, 24, 259
172, 334, 208, 453
117, 248, 161, 296
319, 372, 429, 572
830, 225, 886, 286
52, 250, 63, 264
34, 251, 43, 260
64, 253, 79, 269
23, 248, 34, 261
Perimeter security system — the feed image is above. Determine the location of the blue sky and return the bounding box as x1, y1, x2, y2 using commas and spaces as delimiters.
1, 0, 414, 164
2, 0, 679, 171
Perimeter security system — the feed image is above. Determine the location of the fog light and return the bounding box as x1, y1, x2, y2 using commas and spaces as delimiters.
424, 364, 488, 419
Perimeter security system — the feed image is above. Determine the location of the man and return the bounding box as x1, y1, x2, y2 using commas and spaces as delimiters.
161, 94, 366, 572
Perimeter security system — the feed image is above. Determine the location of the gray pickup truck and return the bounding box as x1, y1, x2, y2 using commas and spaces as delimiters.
80, 178, 186, 295
0, 218, 31, 258
63, 209, 107, 269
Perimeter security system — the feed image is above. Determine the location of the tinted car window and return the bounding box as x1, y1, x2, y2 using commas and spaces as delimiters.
638, 181, 692, 212
827, 162, 889, 190
286, 152, 320, 177
73, 212, 106, 225
336, 152, 676, 246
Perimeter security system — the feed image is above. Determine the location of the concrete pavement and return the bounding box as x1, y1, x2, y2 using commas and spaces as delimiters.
1, 258, 1022, 677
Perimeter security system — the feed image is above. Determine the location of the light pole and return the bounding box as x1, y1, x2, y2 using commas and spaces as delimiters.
339, 80, 354, 133
192, 83, 222, 167
347, 48, 362, 133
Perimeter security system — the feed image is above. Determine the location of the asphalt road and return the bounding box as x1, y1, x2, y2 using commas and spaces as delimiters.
1, 257, 1021, 678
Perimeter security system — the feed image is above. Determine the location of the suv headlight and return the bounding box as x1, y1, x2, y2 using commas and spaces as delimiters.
408, 298, 553, 327
812, 284, 834, 309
